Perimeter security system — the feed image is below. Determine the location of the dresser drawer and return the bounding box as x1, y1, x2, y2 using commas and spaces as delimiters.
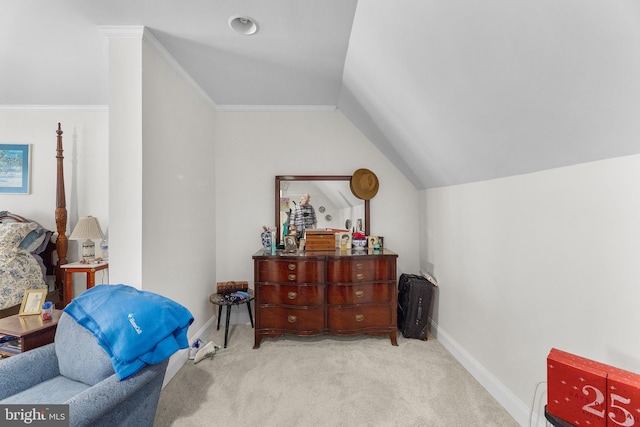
326, 259, 394, 282
259, 307, 325, 331
256, 259, 324, 283
253, 250, 398, 348
327, 283, 391, 305
327, 306, 392, 331
258, 283, 324, 306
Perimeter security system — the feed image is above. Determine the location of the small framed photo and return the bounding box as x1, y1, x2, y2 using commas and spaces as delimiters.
19, 289, 47, 315
337, 232, 351, 250
284, 235, 298, 252
368, 236, 379, 249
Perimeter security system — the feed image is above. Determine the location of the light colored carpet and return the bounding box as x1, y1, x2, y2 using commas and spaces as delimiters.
154, 325, 519, 427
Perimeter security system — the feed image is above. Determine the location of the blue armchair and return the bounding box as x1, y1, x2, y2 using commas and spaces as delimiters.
0, 312, 169, 427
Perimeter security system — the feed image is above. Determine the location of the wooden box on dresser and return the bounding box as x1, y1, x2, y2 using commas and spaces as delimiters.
252, 248, 398, 348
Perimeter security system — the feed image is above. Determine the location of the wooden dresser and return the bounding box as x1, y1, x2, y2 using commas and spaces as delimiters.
252, 248, 398, 348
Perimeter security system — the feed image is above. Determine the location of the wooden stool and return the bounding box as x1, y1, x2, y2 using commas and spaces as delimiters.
209, 289, 254, 348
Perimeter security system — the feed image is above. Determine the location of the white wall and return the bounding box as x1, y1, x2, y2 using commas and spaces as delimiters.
214, 110, 421, 325
422, 153, 640, 425
106, 30, 218, 338
0, 110, 108, 232
107, 36, 143, 287
140, 39, 217, 334
0, 109, 109, 297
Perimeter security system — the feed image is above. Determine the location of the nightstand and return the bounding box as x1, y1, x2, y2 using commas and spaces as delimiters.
61, 262, 109, 305
0, 309, 62, 358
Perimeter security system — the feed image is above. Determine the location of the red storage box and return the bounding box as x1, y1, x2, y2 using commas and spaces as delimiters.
547, 348, 608, 427
606, 369, 640, 427
547, 348, 640, 427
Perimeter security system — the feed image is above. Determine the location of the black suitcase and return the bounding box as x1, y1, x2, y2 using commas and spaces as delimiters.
397, 273, 435, 340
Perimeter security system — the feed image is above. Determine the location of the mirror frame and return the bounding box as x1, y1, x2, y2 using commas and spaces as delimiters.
275, 175, 370, 245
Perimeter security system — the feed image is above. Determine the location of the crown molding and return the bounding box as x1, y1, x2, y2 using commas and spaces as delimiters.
0, 105, 108, 112
97, 25, 145, 39
215, 104, 337, 112
98, 25, 217, 110
95, 27, 337, 114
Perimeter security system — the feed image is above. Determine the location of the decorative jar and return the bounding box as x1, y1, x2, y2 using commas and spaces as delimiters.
261, 227, 272, 249
352, 239, 367, 250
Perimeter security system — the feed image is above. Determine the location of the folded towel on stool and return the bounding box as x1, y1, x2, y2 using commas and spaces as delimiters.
222, 291, 251, 303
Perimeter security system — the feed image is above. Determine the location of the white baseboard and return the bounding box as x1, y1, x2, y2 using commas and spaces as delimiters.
161, 314, 217, 388
162, 348, 189, 388
432, 321, 546, 427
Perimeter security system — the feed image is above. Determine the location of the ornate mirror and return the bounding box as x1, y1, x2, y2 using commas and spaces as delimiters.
275, 175, 370, 245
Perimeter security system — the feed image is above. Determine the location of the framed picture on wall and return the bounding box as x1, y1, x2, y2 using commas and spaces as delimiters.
0, 144, 31, 194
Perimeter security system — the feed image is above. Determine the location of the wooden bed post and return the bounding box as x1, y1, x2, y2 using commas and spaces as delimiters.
55, 123, 68, 300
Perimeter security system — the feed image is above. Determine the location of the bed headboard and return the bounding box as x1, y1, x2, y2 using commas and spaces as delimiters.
55, 123, 68, 285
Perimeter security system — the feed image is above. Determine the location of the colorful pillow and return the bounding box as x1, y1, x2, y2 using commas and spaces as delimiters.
19, 227, 51, 254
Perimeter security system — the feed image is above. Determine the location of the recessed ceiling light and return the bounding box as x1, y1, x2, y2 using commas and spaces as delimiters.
228, 16, 258, 36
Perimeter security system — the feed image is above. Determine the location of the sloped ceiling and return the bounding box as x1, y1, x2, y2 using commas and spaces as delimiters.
3, 0, 640, 189
341, 1, 640, 188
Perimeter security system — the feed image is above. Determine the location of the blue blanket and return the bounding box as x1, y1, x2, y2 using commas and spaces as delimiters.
64, 284, 193, 380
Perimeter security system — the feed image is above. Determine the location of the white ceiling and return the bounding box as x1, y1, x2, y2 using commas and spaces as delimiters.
1, 0, 357, 107
4, 0, 640, 189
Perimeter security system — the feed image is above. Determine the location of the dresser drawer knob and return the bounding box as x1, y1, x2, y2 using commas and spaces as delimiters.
356, 263, 364, 270
288, 274, 296, 281
355, 314, 364, 322
356, 273, 364, 281
355, 290, 364, 298
287, 291, 297, 300
288, 264, 296, 271
288, 315, 297, 323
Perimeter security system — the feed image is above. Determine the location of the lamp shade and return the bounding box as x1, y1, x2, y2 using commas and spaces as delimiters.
70, 216, 104, 240
70, 216, 104, 262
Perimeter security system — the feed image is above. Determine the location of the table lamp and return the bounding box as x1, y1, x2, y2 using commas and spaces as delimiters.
69, 216, 104, 263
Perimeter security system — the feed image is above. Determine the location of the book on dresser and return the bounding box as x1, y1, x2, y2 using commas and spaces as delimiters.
252, 248, 398, 348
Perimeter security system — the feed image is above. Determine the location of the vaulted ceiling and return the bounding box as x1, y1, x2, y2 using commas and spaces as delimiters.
3, 0, 640, 189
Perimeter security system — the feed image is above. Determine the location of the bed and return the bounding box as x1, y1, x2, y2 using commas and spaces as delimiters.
0, 123, 68, 318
